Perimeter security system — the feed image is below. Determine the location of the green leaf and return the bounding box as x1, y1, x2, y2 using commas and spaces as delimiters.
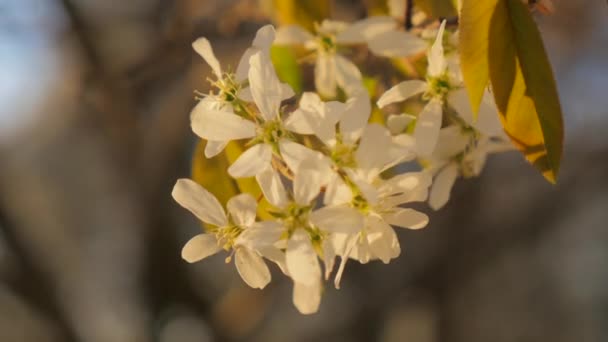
459, 0, 564, 183
271, 46, 303, 94
416, 0, 457, 19
272, 0, 331, 31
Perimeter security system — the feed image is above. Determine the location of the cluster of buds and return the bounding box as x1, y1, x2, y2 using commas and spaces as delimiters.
173, 6, 515, 314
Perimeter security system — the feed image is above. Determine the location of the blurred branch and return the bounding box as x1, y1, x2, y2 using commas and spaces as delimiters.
0, 208, 76, 342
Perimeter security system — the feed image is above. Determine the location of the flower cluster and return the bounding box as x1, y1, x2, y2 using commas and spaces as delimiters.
173, 15, 512, 314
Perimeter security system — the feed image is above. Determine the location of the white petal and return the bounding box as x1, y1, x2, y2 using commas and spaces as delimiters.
252, 24, 275, 49
286, 230, 321, 286
334, 234, 358, 289
322, 240, 336, 280
368, 30, 427, 57
227, 193, 257, 227
387, 113, 416, 135
427, 20, 447, 77
335, 16, 396, 44
235, 48, 256, 83
324, 173, 353, 206
275, 25, 314, 45
248, 52, 283, 121
234, 247, 271, 289
293, 281, 321, 315
256, 168, 289, 208
237, 86, 253, 102
335, 55, 363, 96
434, 126, 470, 160
384, 208, 429, 229
279, 140, 330, 177
377, 80, 427, 108
310, 207, 364, 233
283, 108, 318, 135
228, 144, 273, 178
191, 109, 256, 141
429, 163, 459, 210
293, 161, 322, 205
340, 93, 371, 144
356, 124, 393, 173
366, 217, 400, 263
181, 234, 221, 263
315, 54, 337, 98
447, 88, 474, 125
204, 140, 228, 158
192, 37, 222, 78
414, 100, 443, 156
476, 90, 504, 137
257, 245, 288, 275
237, 221, 284, 250
172, 179, 227, 226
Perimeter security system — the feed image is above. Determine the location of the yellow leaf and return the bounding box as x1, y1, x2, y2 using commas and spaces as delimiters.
416, 0, 457, 19
191, 140, 238, 207
271, 45, 303, 93
272, 0, 331, 31
459, 0, 564, 183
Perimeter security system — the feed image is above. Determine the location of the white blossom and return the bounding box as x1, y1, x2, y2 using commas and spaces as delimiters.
275, 17, 397, 97
171, 179, 272, 289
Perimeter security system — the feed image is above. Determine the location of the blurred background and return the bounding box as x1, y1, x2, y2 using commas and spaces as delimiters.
0, 0, 607, 341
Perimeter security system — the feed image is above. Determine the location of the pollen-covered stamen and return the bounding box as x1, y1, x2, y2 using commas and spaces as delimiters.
423, 73, 452, 101
208, 72, 241, 103
330, 139, 357, 168
283, 203, 312, 234
316, 34, 337, 54
213, 224, 244, 251
257, 120, 290, 150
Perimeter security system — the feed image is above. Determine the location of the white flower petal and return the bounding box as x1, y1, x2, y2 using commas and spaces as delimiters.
368, 30, 427, 57
293, 161, 322, 205
434, 126, 470, 160
237, 86, 253, 102
275, 25, 314, 45
252, 24, 275, 49
279, 140, 331, 180
181, 234, 221, 263
227, 193, 257, 227
315, 54, 337, 98
235, 247, 271, 289
310, 207, 364, 233
249, 52, 283, 121
204, 140, 228, 158
336, 16, 396, 44
172, 179, 227, 226
235, 48, 256, 83
192, 37, 222, 78
356, 123, 393, 173
191, 109, 256, 141
476, 90, 504, 137
286, 230, 321, 286
447, 88, 474, 125
324, 173, 353, 205
228, 144, 273, 178
257, 245, 288, 275
283, 108, 317, 135
335, 54, 363, 96
384, 208, 429, 229
427, 20, 447, 77
340, 93, 371, 144
414, 100, 443, 156
377, 80, 427, 108
366, 217, 400, 264
387, 113, 416, 135
255, 168, 289, 208
237, 221, 284, 250
322, 240, 336, 280
293, 281, 321, 315
429, 163, 459, 210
